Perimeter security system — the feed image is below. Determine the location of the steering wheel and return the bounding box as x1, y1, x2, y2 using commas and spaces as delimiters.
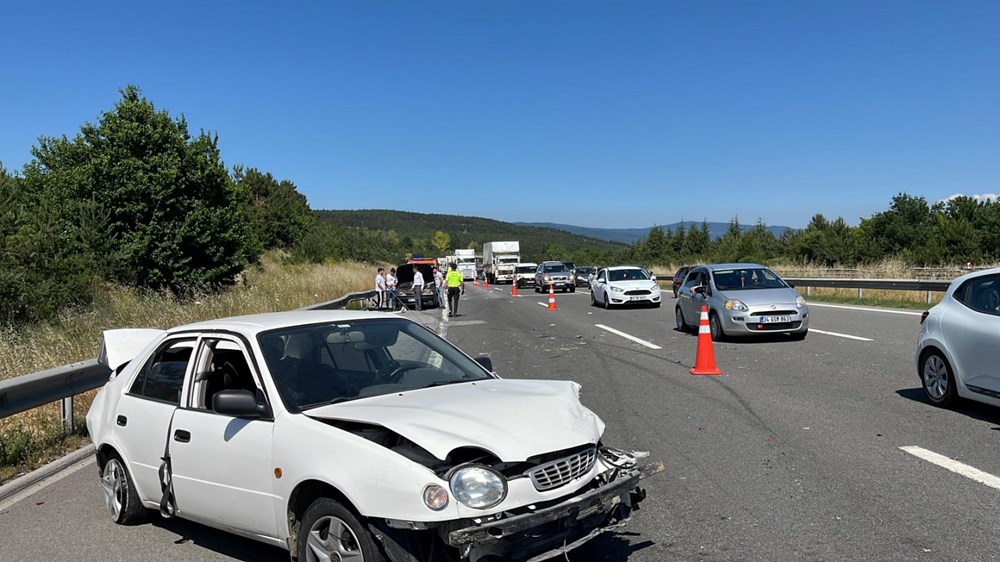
384, 362, 423, 384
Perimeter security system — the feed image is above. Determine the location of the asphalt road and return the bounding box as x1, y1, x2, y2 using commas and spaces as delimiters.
3, 283, 1000, 561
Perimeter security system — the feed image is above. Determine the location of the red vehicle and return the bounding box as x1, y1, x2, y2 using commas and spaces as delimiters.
672, 266, 693, 298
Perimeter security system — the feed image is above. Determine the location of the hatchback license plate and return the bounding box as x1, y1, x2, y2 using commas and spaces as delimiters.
758, 315, 791, 323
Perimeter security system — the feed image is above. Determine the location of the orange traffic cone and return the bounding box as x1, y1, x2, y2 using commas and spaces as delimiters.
484, 277, 490, 290
547, 285, 557, 311
511, 281, 519, 297
473, 276, 478, 287
690, 305, 722, 375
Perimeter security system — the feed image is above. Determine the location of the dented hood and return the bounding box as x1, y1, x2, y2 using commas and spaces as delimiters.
304, 379, 605, 461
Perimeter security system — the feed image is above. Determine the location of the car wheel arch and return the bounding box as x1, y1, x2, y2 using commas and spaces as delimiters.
287, 479, 361, 558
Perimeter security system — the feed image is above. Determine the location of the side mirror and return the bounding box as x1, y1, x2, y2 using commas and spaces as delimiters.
213, 389, 266, 418
786, 282, 795, 288
474, 356, 493, 373
650, 275, 657, 281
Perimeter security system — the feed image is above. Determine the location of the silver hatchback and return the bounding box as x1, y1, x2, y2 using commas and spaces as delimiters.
675, 263, 809, 341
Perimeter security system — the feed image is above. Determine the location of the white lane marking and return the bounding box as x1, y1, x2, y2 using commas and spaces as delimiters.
594, 324, 662, 350
900, 446, 1000, 491
810, 329, 873, 342
537, 302, 549, 308
449, 320, 486, 327
807, 302, 923, 317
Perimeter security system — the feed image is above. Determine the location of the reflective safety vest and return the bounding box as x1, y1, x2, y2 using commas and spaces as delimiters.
446, 270, 463, 287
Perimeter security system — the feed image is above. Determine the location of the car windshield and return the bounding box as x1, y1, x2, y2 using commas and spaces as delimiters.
609, 268, 650, 282
543, 264, 567, 273
575, 267, 593, 275
712, 268, 787, 291
258, 318, 493, 411
515, 266, 535, 273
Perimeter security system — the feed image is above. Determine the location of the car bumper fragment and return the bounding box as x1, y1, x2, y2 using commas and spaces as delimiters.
446, 461, 663, 559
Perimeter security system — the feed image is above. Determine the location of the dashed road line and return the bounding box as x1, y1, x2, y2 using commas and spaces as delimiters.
809, 329, 873, 341
808, 302, 923, 316
594, 324, 662, 349
900, 446, 1000, 491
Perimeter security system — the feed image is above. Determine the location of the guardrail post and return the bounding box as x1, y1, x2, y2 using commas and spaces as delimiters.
927, 291, 932, 304
806, 286, 812, 297
61, 396, 74, 433
858, 287, 864, 299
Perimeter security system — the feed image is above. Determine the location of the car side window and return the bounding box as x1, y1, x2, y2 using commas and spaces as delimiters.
682, 270, 701, 289
191, 338, 261, 412
597, 270, 606, 282
959, 276, 1000, 316
128, 339, 195, 405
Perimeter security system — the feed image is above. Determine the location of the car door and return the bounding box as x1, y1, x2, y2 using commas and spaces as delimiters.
113, 337, 195, 504
594, 269, 608, 303
948, 274, 1000, 394
167, 335, 279, 539
677, 269, 704, 319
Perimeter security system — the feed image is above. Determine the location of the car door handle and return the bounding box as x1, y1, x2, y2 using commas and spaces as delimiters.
173, 429, 191, 443
116, 415, 127, 426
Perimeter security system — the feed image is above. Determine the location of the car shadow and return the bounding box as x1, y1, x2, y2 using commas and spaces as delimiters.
149, 515, 288, 561
896, 387, 1000, 427
671, 327, 803, 345
150, 514, 658, 562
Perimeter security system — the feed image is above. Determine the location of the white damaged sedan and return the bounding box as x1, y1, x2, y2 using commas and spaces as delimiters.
86, 311, 660, 562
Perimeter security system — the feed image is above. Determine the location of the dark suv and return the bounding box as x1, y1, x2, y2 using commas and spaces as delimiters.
573, 267, 594, 287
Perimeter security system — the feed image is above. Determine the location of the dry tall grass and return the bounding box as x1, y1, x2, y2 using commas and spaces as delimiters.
0, 253, 379, 481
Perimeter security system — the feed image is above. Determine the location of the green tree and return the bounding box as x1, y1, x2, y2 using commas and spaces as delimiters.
22, 85, 258, 292
431, 230, 452, 255
232, 166, 313, 251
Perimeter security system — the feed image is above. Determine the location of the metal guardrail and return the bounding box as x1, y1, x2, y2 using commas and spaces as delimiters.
0, 289, 378, 430
783, 278, 951, 303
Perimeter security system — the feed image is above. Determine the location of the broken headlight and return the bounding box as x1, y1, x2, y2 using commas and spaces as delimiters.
449, 465, 507, 509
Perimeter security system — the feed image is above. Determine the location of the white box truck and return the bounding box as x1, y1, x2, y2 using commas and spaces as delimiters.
483, 241, 521, 284
454, 248, 477, 280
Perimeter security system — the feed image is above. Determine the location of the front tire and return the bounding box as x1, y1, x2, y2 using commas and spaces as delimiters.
709, 312, 726, 342
921, 350, 957, 407
100, 453, 147, 525
789, 329, 808, 341
299, 498, 386, 562
570, 286, 576, 293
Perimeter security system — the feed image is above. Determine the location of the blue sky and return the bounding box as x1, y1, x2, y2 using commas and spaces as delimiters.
2, 1, 997, 229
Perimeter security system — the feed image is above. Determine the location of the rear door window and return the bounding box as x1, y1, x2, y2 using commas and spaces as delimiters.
128, 339, 195, 405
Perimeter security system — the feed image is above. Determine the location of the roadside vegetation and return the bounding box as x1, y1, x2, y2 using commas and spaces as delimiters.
0, 255, 372, 483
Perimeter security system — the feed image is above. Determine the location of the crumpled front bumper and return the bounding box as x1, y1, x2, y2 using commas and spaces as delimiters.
447, 461, 664, 562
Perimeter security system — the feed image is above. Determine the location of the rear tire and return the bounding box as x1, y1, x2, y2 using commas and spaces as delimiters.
921, 350, 957, 407
100, 453, 147, 525
298, 498, 386, 562
675, 307, 687, 332
603, 292, 611, 309
590, 290, 597, 306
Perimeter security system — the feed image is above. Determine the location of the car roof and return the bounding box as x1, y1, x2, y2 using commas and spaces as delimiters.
516, 262, 538, 266
701, 263, 767, 271
606, 265, 647, 271
172, 310, 404, 338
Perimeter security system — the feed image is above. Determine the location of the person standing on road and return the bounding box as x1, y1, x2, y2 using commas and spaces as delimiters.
374, 267, 387, 310
433, 266, 446, 309
412, 265, 425, 311
446, 262, 465, 317
386, 268, 398, 311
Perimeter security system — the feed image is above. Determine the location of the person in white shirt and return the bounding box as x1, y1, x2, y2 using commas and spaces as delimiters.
412, 266, 425, 310
433, 266, 446, 308
374, 268, 387, 309
386, 268, 398, 311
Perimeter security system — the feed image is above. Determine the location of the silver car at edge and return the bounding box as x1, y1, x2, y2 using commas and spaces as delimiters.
675, 263, 809, 341
916, 267, 1000, 409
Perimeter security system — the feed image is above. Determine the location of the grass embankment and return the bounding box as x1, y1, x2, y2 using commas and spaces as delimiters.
0, 255, 376, 483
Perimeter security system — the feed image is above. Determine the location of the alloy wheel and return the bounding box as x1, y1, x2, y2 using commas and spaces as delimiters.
305, 515, 365, 562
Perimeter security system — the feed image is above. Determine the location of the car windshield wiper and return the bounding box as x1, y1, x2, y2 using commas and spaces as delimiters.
424, 379, 477, 389
300, 396, 359, 410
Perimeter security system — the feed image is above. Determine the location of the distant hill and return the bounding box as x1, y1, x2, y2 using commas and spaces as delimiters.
316, 210, 627, 260
516, 221, 795, 243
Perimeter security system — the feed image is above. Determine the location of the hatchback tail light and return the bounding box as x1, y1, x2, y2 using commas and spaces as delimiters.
920, 311, 929, 325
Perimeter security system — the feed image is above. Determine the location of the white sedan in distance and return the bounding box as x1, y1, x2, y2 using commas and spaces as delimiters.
591, 266, 662, 309
86, 310, 660, 562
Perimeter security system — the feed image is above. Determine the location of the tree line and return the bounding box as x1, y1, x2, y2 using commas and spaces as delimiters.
2, 86, 994, 328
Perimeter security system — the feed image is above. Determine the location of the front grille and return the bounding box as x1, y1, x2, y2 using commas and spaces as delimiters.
748, 321, 802, 331
625, 290, 651, 296
527, 448, 597, 491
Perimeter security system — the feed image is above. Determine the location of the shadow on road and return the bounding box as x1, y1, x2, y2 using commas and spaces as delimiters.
148, 515, 658, 562
896, 387, 1000, 427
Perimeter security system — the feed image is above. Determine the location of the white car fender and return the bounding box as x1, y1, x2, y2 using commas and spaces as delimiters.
269, 413, 463, 526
